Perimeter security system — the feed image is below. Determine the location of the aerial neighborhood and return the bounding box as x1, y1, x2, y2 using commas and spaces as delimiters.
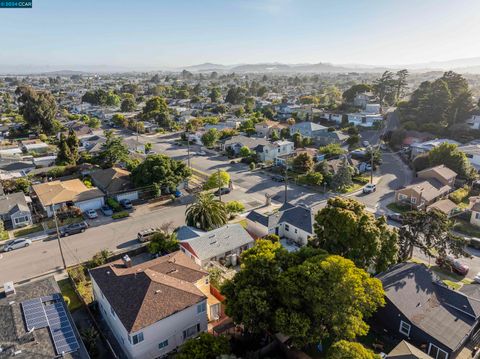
2, 41, 480, 359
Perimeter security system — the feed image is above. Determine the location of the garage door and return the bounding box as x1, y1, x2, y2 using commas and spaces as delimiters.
115, 191, 139, 202
75, 197, 105, 212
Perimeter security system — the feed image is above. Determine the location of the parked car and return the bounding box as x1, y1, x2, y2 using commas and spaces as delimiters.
387, 212, 404, 224
137, 228, 160, 242
468, 237, 480, 250
271, 175, 285, 182
2, 238, 32, 252
436, 255, 469, 276
84, 209, 98, 219
101, 205, 114, 216
60, 222, 88, 237
474, 272, 480, 284
363, 183, 376, 194
195, 150, 207, 156
365, 164, 372, 172
174, 190, 182, 198
120, 199, 133, 209
214, 187, 231, 196
362, 140, 370, 147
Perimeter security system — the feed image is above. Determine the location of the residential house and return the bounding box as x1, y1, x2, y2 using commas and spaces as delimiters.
470, 197, 480, 228
90, 251, 211, 359
0, 191, 32, 228
0, 159, 35, 179
276, 147, 325, 167
90, 167, 139, 202
256, 140, 294, 163
410, 139, 461, 159
346, 112, 384, 127
0, 144, 22, 157
353, 92, 376, 108
387, 340, 438, 359
0, 276, 90, 358
289, 121, 328, 139
255, 120, 286, 138
221, 135, 269, 156
373, 263, 480, 359
276, 103, 294, 120
179, 224, 254, 267
427, 199, 458, 217
246, 203, 314, 248
395, 165, 457, 209
459, 145, 480, 172
365, 103, 381, 114
315, 130, 348, 146
21, 140, 49, 154
466, 115, 480, 130
33, 155, 57, 168
32, 179, 105, 217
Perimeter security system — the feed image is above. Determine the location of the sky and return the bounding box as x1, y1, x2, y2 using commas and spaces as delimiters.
1, 0, 480, 69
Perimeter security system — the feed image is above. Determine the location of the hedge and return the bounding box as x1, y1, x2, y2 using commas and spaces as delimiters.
112, 211, 129, 220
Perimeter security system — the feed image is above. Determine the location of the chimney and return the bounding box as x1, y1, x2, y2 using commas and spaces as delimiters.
122, 255, 132, 268
3, 282, 15, 297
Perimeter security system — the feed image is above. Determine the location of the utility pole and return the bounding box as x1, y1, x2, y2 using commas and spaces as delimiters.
185, 125, 191, 168
52, 205, 66, 270
370, 145, 374, 184
217, 169, 222, 202
284, 166, 288, 204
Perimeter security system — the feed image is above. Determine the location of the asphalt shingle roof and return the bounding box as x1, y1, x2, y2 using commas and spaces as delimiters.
246, 203, 314, 234
378, 263, 480, 351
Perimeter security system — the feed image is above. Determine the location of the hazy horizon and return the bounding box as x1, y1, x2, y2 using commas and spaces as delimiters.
2, 0, 480, 69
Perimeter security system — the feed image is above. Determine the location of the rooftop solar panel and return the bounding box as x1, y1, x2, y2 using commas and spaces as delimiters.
21, 295, 80, 355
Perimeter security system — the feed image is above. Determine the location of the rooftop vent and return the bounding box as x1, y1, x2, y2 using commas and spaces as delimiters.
3, 282, 15, 297
155, 289, 162, 294
122, 255, 132, 268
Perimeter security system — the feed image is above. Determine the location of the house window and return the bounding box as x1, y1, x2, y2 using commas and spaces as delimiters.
398, 194, 407, 200
476, 213, 480, 220
294, 228, 298, 234
14, 216, 29, 224
197, 302, 206, 314
428, 343, 448, 359
399, 320, 411, 336
183, 324, 199, 339
411, 197, 417, 204
132, 332, 144, 345
158, 340, 169, 349
285, 224, 290, 232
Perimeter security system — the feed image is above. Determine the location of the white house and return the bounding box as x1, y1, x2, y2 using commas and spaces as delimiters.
467, 115, 480, 130
256, 140, 294, 163
179, 224, 254, 267
470, 197, 480, 228
346, 112, 384, 127
246, 203, 314, 248
459, 145, 480, 172
90, 252, 211, 359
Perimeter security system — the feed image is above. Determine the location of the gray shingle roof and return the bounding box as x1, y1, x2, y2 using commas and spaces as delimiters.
181, 224, 254, 261
290, 122, 327, 132
378, 263, 480, 351
246, 203, 314, 234
0, 192, 29, 216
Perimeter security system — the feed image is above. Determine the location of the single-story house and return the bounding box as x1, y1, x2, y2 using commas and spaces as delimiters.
315, 130, 348, 146
410, 139, 461, 159
427, 198, 458, 217
90, 167, 139, 202
179, 224, 254, 267
0, 191, 32, 228
246, 202, 314, 248
373, 262, 480, 359
32, 179, 105, 217
221, 135, 269, 155
21, 140, 50, 154
0, 159, 35, 179
346, 112, 384, 127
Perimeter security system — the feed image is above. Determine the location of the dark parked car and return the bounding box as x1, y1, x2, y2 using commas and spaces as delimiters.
271, 175, 285, 182
120, 199, 133, 209
436, 255, 469, 276
60, 222, 88, 237
387, 213, 404, 224
214, 187, 231, 196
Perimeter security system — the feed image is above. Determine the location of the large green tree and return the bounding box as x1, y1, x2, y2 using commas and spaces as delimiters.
292, 153, 314, 173
222, 240, 385, 348
331, 158, 354, 191
15, 86, 57, 134
56, 133, 73, 166
98, 130, 130, 168
131, 154, 191, 192
185, 193, 228, 231
428, 142, 476, 180
201, 128, 220, 148
398, 209, 468, 261
204, 170, 230, 190
142, 96, 171, 127
342, 84, 373, 104
120, 94, 136, 112
313, 197, 398, 272
147, 231, 179, 255
328, 340, 379, 359
176, 333, 230, 359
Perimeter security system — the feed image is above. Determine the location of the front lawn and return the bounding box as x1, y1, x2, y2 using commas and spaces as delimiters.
45, 216, 83, 229
386, 202, 412, 213
13, 224, 43, 238
58, 279, 83, 312
339, 183, 363, 194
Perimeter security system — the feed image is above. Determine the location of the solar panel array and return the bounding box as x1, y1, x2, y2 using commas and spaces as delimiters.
21, 293, 80, 355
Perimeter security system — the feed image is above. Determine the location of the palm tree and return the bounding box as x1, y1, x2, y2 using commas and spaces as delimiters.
186, 193, 228, 231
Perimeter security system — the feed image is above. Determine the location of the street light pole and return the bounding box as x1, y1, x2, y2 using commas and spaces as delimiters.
52, 205, 66, 270
217, 169, 222, 202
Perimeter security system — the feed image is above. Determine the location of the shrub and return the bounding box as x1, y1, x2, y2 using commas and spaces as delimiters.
449, 186, 470, 204
297, 171, 324, 186
87, 249, 112, 268
107, 198, 121, 212
112, 211, 129, 219
249, 162, 256, 170
226, 201, 245, 214
67, 265, 86, 285
353, 175, 370, 185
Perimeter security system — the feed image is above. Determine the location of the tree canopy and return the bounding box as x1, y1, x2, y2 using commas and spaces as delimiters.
312, 197, 398, 272
176, 333, 230, 359
292, 153, 314, 173
222, 240, 385, 348
428, 142, 476, 180
201, 128, 220, 148
204, 170, 231, 190
328, 340, 379, 359
185, 193, 228, 231
131, 154, 191, 192
97, 130, 130, 168
15, 86, 57, 134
